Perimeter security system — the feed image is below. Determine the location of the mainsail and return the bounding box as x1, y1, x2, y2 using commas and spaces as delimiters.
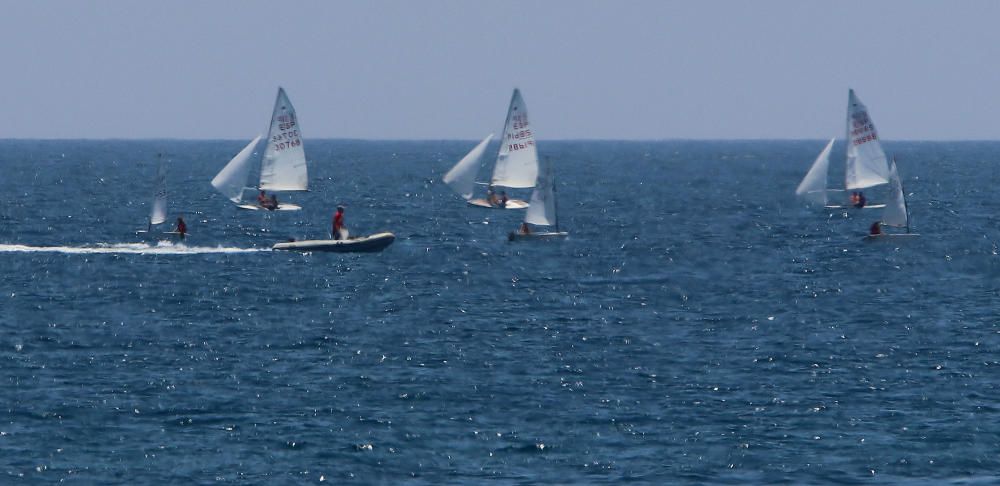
524, 158, 557, 227
211, 135, 262, 203
795, 138, 835, 206
845, 89, 890, 190
881, 158, 908, 229
491, 88, 539, 188
260, 87, 308, 191
443, 134, 493, 200
149, 155, 167, 226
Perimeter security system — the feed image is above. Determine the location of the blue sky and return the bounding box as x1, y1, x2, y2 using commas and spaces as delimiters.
2, 0, 998, 140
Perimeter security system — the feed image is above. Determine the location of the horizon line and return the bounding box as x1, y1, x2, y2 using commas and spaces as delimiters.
1, 137, 999, 143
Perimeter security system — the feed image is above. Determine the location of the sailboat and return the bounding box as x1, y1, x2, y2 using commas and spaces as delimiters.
796, 89, 890, 209
864, 158, 918, 240
508, 157, 568, 241
443, 88, 539, 209
136, 154, 169, 234
211, 87, 308, 211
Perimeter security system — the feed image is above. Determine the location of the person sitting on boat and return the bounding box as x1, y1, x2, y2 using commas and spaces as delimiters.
849, 192, 859, 206
869, 221, 881, 236
258, 190, 269, 207
268, 194, 279, 210
854, 191, 866, 209
499, 191, 508, 208
332, 206, 346, 240
486, 185, 498, 207
519, 222, 531, 235
175, 216, 187, 239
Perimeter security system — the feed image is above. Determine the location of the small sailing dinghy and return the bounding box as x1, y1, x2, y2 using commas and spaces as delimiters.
509, 158, 567, 241
796, 89, 890, 209
864, 158, 919, 241
272, 232, 396, 253
443, 88, 539, 210
211, 87, 308, 211
136, 154, 173, 235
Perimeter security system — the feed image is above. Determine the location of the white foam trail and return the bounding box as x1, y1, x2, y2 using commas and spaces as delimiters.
0, 241, 267, 255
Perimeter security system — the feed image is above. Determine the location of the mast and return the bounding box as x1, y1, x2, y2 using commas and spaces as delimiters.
896, 157, 911, 234
549, 157, 559, 232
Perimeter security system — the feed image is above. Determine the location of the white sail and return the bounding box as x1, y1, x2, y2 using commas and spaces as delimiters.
212, 135, 262, 204
795, 138, 835, 206
881, 159, 908, 228
149, 156, 167, 225
260, 87, 308, 191
443, 134, 493, 200
491, 88, 539, 188
845, 89, 890, 190
524, 158, 557, 227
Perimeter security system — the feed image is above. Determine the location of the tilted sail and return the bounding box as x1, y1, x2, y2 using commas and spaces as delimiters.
881, 159, 908, 228
260, 87, 308, 191
149, 156, 167, 225
795, 138, 835, 206
524, 158, 557, 227
845, 89, 890, 190
212, 135, 262, 203
443, 134, 493, 200
491, 88, 539, 188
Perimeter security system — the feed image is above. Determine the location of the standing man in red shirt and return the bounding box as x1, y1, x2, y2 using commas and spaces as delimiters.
332, 206, 345, 240
175, 216, 187, 240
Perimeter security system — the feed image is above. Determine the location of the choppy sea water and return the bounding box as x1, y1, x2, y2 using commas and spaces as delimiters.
1, 139, 998, 484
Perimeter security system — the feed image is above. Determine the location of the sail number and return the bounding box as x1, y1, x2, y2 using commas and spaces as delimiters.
272, 130, 300, 143
852, 133, 877, 146
272, 138, 302, 151
507, 140, 535, 151
849, 111, 877, 145
506, 129, 532, 141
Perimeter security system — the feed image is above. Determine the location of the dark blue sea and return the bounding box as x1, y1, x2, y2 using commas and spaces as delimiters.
1, 139, 998, 484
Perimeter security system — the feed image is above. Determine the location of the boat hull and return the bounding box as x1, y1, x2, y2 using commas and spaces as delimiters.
272, 232, 395, 253
863, 233, 920, 241
508, 231, 569, 241
467, 198, 529, 209
825, 204, 887, 209
237, 203, 302, 211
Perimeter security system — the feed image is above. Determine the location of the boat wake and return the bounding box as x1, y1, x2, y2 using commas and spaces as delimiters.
0, 242, 267, 255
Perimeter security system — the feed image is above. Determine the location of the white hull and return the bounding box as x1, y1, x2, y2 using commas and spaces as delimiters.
863, 233, 920, 241
237, 202, 302, 211
135, 230, 185, 237
508, 231, 569, 241
825, 204, 886, 209
467, 198, 529, 209
272, 232, 395, 253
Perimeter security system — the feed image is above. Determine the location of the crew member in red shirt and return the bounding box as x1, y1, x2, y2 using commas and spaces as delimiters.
332, 206, 345, 240
869, 221, 881, 236
176, 216, 187, 239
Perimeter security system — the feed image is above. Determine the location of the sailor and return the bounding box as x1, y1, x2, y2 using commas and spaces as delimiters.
869, 221, 881, 236
257, 190, 269, 207
486, 185, 498, 206
332, 206, 345, 240
500, 191, 508, 208
175, 216, 187, 239
854, 191, 866, 209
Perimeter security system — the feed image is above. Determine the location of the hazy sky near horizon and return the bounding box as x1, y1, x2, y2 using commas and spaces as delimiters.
2, 1, 999, 140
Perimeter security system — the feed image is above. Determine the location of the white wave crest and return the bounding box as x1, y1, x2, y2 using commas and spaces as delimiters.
0, 241, 267, 255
